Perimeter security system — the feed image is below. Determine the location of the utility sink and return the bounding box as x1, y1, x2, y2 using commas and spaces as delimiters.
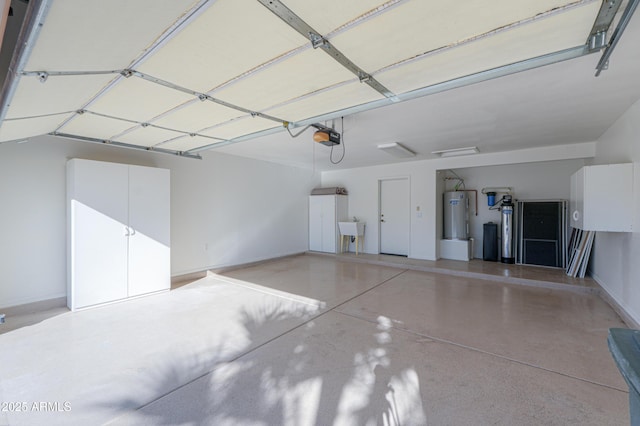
338, 222, 366, 254
338, 221, 365, 236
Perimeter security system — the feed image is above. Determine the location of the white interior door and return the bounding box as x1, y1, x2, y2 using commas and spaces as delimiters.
128, 165, 171, 297
69, 160, 129, 309
380, 178, 410, 256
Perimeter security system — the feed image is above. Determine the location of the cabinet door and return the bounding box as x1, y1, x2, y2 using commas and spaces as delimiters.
128, 165, 171, 297
68, 160, 129, 309
309, 196, 324, 251
569, 168, 584, 229
309, 195, 339, 253
584, 164, 632, 232
320, 196, 337, 253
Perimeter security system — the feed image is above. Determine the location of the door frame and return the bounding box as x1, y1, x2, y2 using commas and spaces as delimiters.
378, 176, 411, 256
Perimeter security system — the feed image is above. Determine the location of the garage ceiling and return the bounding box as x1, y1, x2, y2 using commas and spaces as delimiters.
0, 0, 632, 162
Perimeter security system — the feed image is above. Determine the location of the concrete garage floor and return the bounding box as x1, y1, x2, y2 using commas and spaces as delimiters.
0, 254, 629, 425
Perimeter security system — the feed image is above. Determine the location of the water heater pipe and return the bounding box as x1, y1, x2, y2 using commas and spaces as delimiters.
481, 187, 512, 195
463, 189, 478, 216
481, 187, 513, 207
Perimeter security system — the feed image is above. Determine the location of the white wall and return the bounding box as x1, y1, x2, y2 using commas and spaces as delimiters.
0, 136, 318, 308
440, 160, 584, 258
591, 99, 640, 325
321, 162, 435, 259
321, 143, 594, 261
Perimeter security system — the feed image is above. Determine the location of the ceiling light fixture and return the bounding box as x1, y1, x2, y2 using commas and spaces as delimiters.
431, 146, 479, 157
377, 142, 415, 158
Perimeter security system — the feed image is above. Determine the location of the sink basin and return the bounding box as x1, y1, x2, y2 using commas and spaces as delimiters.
338, 221, 365, 236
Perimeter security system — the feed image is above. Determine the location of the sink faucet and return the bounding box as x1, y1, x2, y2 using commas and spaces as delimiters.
353, 216, 358, 222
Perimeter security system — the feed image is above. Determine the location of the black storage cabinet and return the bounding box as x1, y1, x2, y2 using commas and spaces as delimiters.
483, 222, 498, 261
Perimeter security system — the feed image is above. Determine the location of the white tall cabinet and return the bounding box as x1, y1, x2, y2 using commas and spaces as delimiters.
309, 195, 348, 253
67, 159, 170, 310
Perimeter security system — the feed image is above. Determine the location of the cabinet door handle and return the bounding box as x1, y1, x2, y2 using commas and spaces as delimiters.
124, 226, 130, 236
572, 210, 580, 221
130, 228, 136, 236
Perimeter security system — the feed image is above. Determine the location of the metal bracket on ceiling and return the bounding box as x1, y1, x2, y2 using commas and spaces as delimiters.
588, 30, 608, 51
596, 0, 639, 75
256, 0, 397, 100
585, 0, 622, 53
309, 31, 328, 49
358, 72, 371, 83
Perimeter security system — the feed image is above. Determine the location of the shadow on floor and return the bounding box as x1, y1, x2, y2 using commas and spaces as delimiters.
102, 303, 426, 425
0, 298, 69, 335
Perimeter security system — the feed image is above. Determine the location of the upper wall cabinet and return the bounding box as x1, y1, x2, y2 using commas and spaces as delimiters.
67, 159, 170, 310
569, 164, 633, 232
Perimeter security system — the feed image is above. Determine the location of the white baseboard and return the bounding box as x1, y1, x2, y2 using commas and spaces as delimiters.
591, 270, 640, 329
0, 296, 67, 315
171, 252, 306, 282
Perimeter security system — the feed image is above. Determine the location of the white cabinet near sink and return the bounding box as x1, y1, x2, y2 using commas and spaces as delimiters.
569, 163, 633, 232
67, 159, 170, 310
309, 195, 348, 253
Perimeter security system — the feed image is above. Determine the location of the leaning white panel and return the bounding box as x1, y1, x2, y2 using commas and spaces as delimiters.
215, 48, 355, 112
283, 0, 389, 36
25, 0, 201, 71
152, 100, 244, 133
116, 126, 186, 148
5, 74, 116, 119
376, 3, 600, 95
267, 82, 382, 123
138, 0, 307, 94
89, 77, 195, 124
0, 114, 71, 142
201, 116, 280, 140
330, 0, 581, 72
61, 113, 138, 141
157, 135, 220, 152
